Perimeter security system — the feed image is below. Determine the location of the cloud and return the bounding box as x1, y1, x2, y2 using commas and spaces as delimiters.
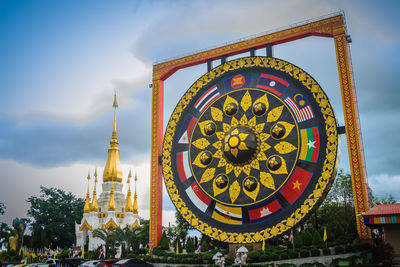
368, 173, 400, 201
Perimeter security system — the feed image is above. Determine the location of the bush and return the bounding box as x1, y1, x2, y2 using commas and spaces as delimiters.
302, 231, 313, 246
322, 248, 331, 255
160, 231, 170, 250
334, 246, 345, 254
186, 237, 195, 253
294, 233, 303, 248
345, 245, 354, 253
300, 250, 310, 257
311, 248, 320, 256
312, 229, 323, 246
270, 253, 279, 260
225, 257, 234, 265
200, 238, 210, 252
280, 253, 289, 260
248, 250, 260, 262
334, 224, 345, 238
289, 251, 298, 258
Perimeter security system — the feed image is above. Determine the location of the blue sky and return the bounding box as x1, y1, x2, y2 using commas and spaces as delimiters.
0, 0, 399, 227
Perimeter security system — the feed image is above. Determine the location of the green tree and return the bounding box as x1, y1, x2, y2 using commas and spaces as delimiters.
0, 223, 12, 249
27, 186, 84, 249
0, 202, 5, 215
293, 232, 303, 248
92, 228, 119, 259
159, 231, 169, 250
302, 230, 313, 246
186, 237, 195, 253
311, 229, 323, 246
200, 238, 210, 252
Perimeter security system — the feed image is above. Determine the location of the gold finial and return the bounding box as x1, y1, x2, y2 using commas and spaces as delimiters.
103, 92, 123, 183
132, 172, 138, 214
91, 169, 98, 212
87, 171, 91, 181
125, 171, 133, 212
84, 173, 91, 213
108, 170, 116, 211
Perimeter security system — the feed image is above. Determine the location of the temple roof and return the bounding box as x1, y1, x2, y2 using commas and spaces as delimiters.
363, 203, 400, 217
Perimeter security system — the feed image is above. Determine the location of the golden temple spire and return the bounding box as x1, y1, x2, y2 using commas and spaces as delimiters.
108, 170, 116, 211
90, 168, 98, 212
84, 172, 91, 213
103, 91, 123, 183
132, 172, 138, 214
125, 169, 133, 213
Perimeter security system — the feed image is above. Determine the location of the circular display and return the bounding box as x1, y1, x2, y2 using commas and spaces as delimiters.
162, 57, 339, 243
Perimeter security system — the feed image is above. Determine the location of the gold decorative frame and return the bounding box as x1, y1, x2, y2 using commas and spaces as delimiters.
151, 14, 371, 246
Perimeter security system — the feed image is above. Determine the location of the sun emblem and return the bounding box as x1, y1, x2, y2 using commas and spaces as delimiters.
190, 89, 299, 205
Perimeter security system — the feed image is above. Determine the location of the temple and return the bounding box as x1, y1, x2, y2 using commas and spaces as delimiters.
75, 93, 140, 251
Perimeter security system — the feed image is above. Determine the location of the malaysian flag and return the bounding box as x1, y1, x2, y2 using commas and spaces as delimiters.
284, 91, 314, 122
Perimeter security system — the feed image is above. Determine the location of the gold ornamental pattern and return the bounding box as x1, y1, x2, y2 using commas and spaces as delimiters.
162, 57, 338, 243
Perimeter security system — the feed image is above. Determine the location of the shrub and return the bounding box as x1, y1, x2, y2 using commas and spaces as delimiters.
312, 229, 323, 246
300, 250, 310, 257
293, 232, 303, 248
160, 231, 170, 250
322, 248, 331, 255
289, 251, 298, 258
311, 248, 320, 256
200, 238, 210, 252
280, 253, 289, 260
225, 257, 234, 265
334, 224, 345, 238
248, 250, 260, 262
260, 254, 270, 261
270, 253, 279, 260
302, 230, 313, 246
186, 237, 195, 253
334, 246, 345, 254
345, 245, 354, 253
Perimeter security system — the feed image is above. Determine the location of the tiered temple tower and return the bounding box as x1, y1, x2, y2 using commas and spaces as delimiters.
75, 93, 140, 251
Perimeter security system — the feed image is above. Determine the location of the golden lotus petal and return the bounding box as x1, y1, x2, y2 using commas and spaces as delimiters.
257, 151, 268, 161
238, 133, 248, 141
241, 91, 252, 112
234, 166, 242, 177
231, 148, 239, 158
231, 128, 239, 135
213, 178, 228, 197
192, 153, 206, 168
261, 143, 271, 152
216, 131, 225, 140
223, 95, 239, 112
198, 120, 216, 136
231, 117, 239, 127
248, 116, 256, 127
267, 106, 284, 122
251, 159, 259, 170
229, 180, 241, 203
254, 94, 269, 112
260, 133, 270, 142
226, 163, 234, 174
223, 123, 231, 132
212, 140, 222, 150
211, 107, 223, 122
213, 150, 223, 159
217, 158, 227, 167
243, 164, 251, 176
269, 156, 288, 174
274, 141, 297, 154
200, 168, 215, 183
277, 121, 295, 139
192, 138, 210, 149
243, 180, 260, 201
240, 114, 248, 125
255, 123, 265, 133
238, 142, 248, 151
260, 172, 275, 190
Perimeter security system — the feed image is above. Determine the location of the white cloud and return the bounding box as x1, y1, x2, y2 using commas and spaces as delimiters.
368, 173, 400, 201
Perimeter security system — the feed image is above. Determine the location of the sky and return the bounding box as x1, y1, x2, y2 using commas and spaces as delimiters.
0, 0, 399, 228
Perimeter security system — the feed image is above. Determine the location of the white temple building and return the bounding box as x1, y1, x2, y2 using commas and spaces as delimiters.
75, 93, 140, 251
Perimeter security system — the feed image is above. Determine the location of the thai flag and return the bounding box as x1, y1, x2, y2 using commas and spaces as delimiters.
98, 248, 103, 259
289, 229, 294, 244
177, 151, 192, 182
284, 92, 314, 123
185, 182, 211, 213
196, 244, 201, 253
194, 85, 220, 113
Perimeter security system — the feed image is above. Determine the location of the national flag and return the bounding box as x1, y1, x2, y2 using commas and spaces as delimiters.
323, 227, 327, 242
186, 182, 211, 213
382, 227, 386, 244
54, 251, 57, 259
284, 92, 314, 122
81, 249, 84, 258
176, 242, 179, 255
256, 74, 289, 96
194, 85, 220, 113
289, 229, 294, 244
262, 239, 265, 251
223, 73, 253, 92
149, 243, 153, 256
178, 115, 197, 144
299, 127, 320, 162
177, 151, 192, 182
19, 249, 22, 256
279, 167, 313, 204
195, 244, 201, 253
248, 199, 281, 222
212, 203, 242, 225
98, 248, 103, 259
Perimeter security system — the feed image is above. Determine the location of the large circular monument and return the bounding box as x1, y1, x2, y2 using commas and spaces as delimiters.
162, 56, 339, 243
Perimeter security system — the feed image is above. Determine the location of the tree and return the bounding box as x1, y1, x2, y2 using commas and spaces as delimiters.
27, 186, 84, 249
159, 231, 169, 250
0, 202, 5, 215
0, 223, 12, 249
92, 228, 119, 259
311, 229, 323, 246
186, 237, 195, 253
